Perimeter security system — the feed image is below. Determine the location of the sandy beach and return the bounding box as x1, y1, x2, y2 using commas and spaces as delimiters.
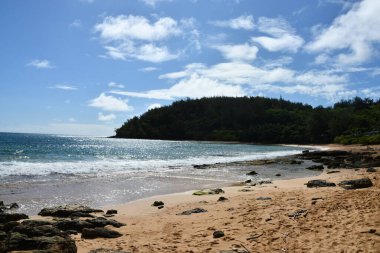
71, 145, 380, 253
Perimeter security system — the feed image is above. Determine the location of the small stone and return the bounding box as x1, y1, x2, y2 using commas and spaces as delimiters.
244, 179, 252, 184
256, 197, 272, 201
152, 201, 164, 207
246, 171, 258, 176
275, 173, 281, 177
158, 205, 164, 209
213, 230, 225, 238
217, 197, 228, 202
367, 168, 377, 173
106, 209, 117, 215
326, 170, 340, 174
177, 208, 207, 215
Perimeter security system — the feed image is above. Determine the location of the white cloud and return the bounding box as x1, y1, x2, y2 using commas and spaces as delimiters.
147, 103, 162, 110
89, 93, 133, 111
108, 82, 125, 89
251, 17, 304, 53
98, 112, 116, 121
211, 43, 258, 62
307, 0, 380, 66
112, 73, 246, 100
49, 85, 77, 90
116, 60, 352, 101
140, 0, 172, 7
27, 59, 55, 69
211, 15, 254, 30
95, 15, 181, 41
94, 15, 196, 62
139, 67, 159, 72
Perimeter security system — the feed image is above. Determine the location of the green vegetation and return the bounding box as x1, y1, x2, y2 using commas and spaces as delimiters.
115, 96, 380, 144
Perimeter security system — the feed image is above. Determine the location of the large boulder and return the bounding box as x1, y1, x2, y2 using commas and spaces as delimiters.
306, 180, 336, 188
38, 205, 103, 218
338, 178, 373, 190
85, 217, 125, 228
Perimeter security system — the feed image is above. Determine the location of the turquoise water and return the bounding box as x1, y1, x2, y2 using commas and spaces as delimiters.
0, 132, 316, 214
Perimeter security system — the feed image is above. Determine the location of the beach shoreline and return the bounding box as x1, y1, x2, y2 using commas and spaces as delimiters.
71, 144, 379, 252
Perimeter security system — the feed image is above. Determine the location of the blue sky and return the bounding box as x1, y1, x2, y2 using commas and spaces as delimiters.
0, 0, 379, 136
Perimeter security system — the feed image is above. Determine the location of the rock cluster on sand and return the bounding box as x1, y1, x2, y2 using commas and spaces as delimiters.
297, 150, 380, 169
0, 204, 125, 252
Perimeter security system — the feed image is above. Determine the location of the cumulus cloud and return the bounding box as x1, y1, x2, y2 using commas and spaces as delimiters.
251, 17, 304, 53
27, 59, 55, 69
89, 93, 133, 111
211, 43, 259, 62
94, 15, 197, 62
112, 73, 246, 100
211, 15, 255, 30
307, 0, 380, 66
113, 61, 351, 102
98, 112, 116, 121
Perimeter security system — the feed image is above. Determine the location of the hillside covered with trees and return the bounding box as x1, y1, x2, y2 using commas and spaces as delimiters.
114, 97, 380, 144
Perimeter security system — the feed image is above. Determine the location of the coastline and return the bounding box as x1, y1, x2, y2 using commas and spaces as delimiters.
71, 144, 379, 252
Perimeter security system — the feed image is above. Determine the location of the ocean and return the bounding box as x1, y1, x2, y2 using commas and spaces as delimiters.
0, 132, 318, 214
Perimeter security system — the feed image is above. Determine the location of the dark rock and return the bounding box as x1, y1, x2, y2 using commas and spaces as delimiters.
38, 205, 103, 217
3, 221, 20, 232
5, 232, 77, 253
326, 170, 340, 174
12, 224, 62, 237
0, 213, 29, 223
8, 203, 19, 209
246, 171, 258, 176
152, 201, 164, 207
70, 212, 95, 218
257, 180, 272, 185
275, 173, 281, 177
338, 178, 373, 190
288, 209, 308, 219
306, 180, 336, 188
213, 230, 224, 238
177, 208, 208, 215
22, 220, 53, 227
244, 179, 252, 184
106, 209, 117, 215
217, 197, 228, 202
85, 217, 125, 228
193, 164, 210, 169
54, 219, 94, 232
81, 227, 122, 239
256, 197, 272, 201
367, 168, 377, 172
158, 205, 164, 209
290, 160, 302, 165
305, 165, 324, 171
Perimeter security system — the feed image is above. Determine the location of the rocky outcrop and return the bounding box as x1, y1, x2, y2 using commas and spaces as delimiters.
306, 180, 336, 188
38, 205, 103, 218
338, 178, 373, 189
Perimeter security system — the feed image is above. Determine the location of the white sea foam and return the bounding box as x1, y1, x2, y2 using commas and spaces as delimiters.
0, 149, 301, 177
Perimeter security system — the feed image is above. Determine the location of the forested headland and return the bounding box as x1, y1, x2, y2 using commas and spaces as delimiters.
114, 96, 380, 144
